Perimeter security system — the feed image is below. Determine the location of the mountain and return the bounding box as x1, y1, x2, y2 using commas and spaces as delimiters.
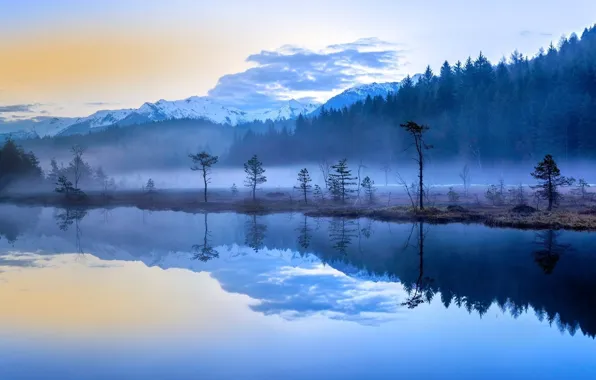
57, 98, 319, 136
1, 76, 419, 138
311, 74, 422, 115
251, 99, 319, 122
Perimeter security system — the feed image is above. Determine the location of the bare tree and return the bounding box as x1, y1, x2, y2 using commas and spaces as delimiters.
380, 162, 391, 187
354, 160, 366, 205
400, 121, 432, 210
189, 151, 219, 202
396, 172, 417, 209
69, 145, 86, 190
459, 164, 471, 197
318, 159, 331, 189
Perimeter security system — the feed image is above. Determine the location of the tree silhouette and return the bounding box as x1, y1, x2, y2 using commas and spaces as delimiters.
294, 168, 312, 204
400, 122, 432, 210
244, 155, 267, 201
531, 154, 575, 210
245, 214, 267, 252
328, 218, 358, 255
533, 230, 571, 274
328, 159, 357, 203
189, 151, 219, 202
191, 213, 219, 262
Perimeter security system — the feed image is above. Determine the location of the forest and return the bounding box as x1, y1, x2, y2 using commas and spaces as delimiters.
225, 25, 596, 168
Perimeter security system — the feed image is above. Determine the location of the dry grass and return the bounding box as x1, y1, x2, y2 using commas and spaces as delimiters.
3, 188, 596, 231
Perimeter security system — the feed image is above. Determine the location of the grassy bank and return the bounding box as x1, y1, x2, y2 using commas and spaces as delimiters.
3, 189, 596, 231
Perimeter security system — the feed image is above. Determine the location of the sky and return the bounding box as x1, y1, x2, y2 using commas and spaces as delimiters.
1, 0, 596, 120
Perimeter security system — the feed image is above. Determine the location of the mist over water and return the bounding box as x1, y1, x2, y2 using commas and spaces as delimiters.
1, 206, 596, 379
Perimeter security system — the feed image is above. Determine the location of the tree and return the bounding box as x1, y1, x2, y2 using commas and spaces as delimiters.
530, 154, 575, 211
294, 168, 312, 204
361, 176, 375, 203
231, 183, 239, 196
55, 175, 74, 197
328, 159, 357, 203
400, 121, 432, 210
145, 178, 156, 194
313, 184, 324, 202
318, 160, 331, 189
68, 145, 88, 191
0, 138, 43, 192
244, 155, 266, 201
459, 164, 471, 197
189, 151, 219, 202
447, 187, 460, 203
47, 158, 62, 186
380, 162, 391, 187
574, 178, 591, 200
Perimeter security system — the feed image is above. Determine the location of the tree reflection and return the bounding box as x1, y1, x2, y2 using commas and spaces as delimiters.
296, 215, 312, 254
191, 213, 219, 262
0, 206, 41, 245
245, 214, 267, 252
54, 207, 87, 254
401, 221, 434, 309
533, 230, 571, 274
328, 217, 358, 255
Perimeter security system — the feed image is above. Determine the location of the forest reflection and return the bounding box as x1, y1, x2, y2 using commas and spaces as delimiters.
1, 207, 595, 338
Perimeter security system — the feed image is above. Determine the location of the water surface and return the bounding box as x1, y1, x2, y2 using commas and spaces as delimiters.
1, 206, 595, 379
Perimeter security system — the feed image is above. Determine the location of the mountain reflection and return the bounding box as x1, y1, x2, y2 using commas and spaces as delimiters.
1, 206, 596, 338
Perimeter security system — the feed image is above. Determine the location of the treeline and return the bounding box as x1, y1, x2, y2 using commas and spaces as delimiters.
226, 25, 596, 167
0, 139, 43, 192
0, 138, 118, 196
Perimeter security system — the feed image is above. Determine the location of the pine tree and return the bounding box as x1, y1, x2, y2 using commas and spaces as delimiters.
145, 178, 156, 194
189, 151, 219, 202
294, 168, 312, 204
328, 159, 357, 203
231, 183, 239, 196
361, 176, 375, 203
530, 154, 575, 210
400, 121, 432, 210
244, 155, 266, 201
313, 184, 324, 202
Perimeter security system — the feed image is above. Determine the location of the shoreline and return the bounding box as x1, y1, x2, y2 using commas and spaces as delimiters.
3, 190, 596, 232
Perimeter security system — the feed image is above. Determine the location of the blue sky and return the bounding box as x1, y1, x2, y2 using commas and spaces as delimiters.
1, 0, 596, 118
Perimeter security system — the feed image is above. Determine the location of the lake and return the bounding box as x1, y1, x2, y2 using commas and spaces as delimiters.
1, 205, 595, 379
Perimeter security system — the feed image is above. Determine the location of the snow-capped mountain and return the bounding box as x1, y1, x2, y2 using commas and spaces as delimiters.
311, 74, 422, 115
251, 99, 319, 122
56, 97, 319, 136
0, 76, 421, 138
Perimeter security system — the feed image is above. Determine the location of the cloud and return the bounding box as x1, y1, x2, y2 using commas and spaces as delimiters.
520, 30, 553, 38
85, 102, 120, 107
0, 104, 37, 113
208, 38, 405, 110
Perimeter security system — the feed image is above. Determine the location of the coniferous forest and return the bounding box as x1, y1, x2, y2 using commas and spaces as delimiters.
226, 25, 596, 168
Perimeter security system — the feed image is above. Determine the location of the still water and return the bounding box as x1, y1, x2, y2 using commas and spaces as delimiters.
0, 205, 595, 379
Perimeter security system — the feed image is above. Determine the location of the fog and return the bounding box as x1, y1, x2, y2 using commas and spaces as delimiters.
96, 159, 596, 192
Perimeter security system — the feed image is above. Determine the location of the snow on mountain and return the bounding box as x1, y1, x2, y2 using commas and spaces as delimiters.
136, 96, 250, 125
250, 99, 319, 122
2, 75, 420, 138
311, 74, 422, 115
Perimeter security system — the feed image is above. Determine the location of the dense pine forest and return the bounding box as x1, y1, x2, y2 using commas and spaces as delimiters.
226, 25, 596, 168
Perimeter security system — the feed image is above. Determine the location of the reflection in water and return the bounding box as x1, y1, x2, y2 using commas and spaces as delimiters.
53, 207, 87, 254
1, 206, 596, 378
296, 215, 312, 253
244, 213, 267, 252
328, 218, 358, 255
192, 213, 219, 262
401, 222, 434, 309
533, 230, 571, 274
1, 206, 596, 340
